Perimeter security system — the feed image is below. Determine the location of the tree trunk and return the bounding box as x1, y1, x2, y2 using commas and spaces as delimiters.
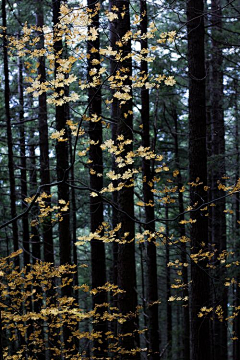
173, 109, 190, 360
18, 54, 30, 266
115, 0, 139, 357
109, 0, 119, 339
0, 309, 3, 360
165, 205, 172, 360
140, 0, 159, 358
87, 0, 107, 356
51, 1, 71, 353
52, 0, 71, 267
36, 1, 54, 263
233, 79, 240, 359
210, 1, 227, 358
29, 128, 41, 261
187, 1, 211, 359
68, 128, 78, 285
2, 0, 19, 262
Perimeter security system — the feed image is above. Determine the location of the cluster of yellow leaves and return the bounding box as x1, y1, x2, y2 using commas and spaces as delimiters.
135, 228, 165, 245
101, 138, 164, 169
136, 200, 154, 207
76, 223, 166, 246
7, 0, 177, 112
0, 254, 150, 358
179, 218, 197, 225
25, 192, 69, 224
25, 73, 79, 105
198, 305, 224, 323
76, 223, 132, 245
50, 128, 68, 142
198, 307, 213, 318
90, 283, 126, 296
66, 120, 85, 137
167, 259, 189, 268
190, 249, 215, 264
168, 296, 188, 302
224, 277, 238, 287
106, 70, 176, 106
157, 30, 177, 44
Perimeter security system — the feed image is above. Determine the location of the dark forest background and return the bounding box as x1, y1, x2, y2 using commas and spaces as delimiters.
0, 0, 239, 359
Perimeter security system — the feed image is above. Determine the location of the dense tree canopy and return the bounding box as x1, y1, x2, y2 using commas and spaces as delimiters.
0, 0, 239, 359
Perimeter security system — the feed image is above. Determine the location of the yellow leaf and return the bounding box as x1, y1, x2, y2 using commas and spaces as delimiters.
90, 192, 98, 197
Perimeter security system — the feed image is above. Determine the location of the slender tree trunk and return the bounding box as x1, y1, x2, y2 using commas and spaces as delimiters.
0, 309, 3, 360
140, 241, 148, 331
165, 205, 172, 360
187, 1, 211, 359
109, 0, 119, 339
173, 110, 190, 360
51, 2, 72, 353
29, 129, 41, 261
68, 129, 78, 284
115, 1, 139, 357
2, 0, 19, 261
18, 54, 30, 266
109, 0, 119, 284
66, 91, 77, 270
36, 2, 54, 263
87, 1, 107, 356
210, 1, 228, 358
140, 1, 159, 358
52, 0, 71, 267
233, 79, 240, 359
26, 129, 42, 351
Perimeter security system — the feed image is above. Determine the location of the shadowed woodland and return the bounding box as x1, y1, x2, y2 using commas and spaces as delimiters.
0, 0, 240, 359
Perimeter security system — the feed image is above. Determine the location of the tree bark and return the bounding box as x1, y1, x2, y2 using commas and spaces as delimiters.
52, 0, 71, 267
233, 78, 240, 359
165, 205, 172, 360
51, 2, 72, 353
209, 1, 228, 358
87, 0, 107, 356
173, 109, 190, 360
18, 54, 30, 266
109, 0, 119, 339
187, 1, 211, 359
68, 128, 78, 285
2, 0, 19, 262
36, 1, 54, 263
140, 1, 159, 358
29, 128, 41, 261
115, 1, 139, 357
0, 309, 3, 360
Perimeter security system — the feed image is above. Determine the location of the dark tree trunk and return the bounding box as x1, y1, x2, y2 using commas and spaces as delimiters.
233, 79, 240, 359
115, 1, 139, 357
0, 310, 3, 360
109, 0, 119, 285
87, 0, 107, 356
173, 110, 190, 360
29, 129, 41, 261
18, 54, 30, 266
2, 0, 19, 261
68, 129, 78, 285
187, 1, 211, 359
109, 0, 119, 339
140, 1, 159, 358
36, 1, 54, 263
209, 1, 227, 358
165, 205, 172, 360
28, 100, 48, 360
51, 2, 72, 353
52, 0, 71, 267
